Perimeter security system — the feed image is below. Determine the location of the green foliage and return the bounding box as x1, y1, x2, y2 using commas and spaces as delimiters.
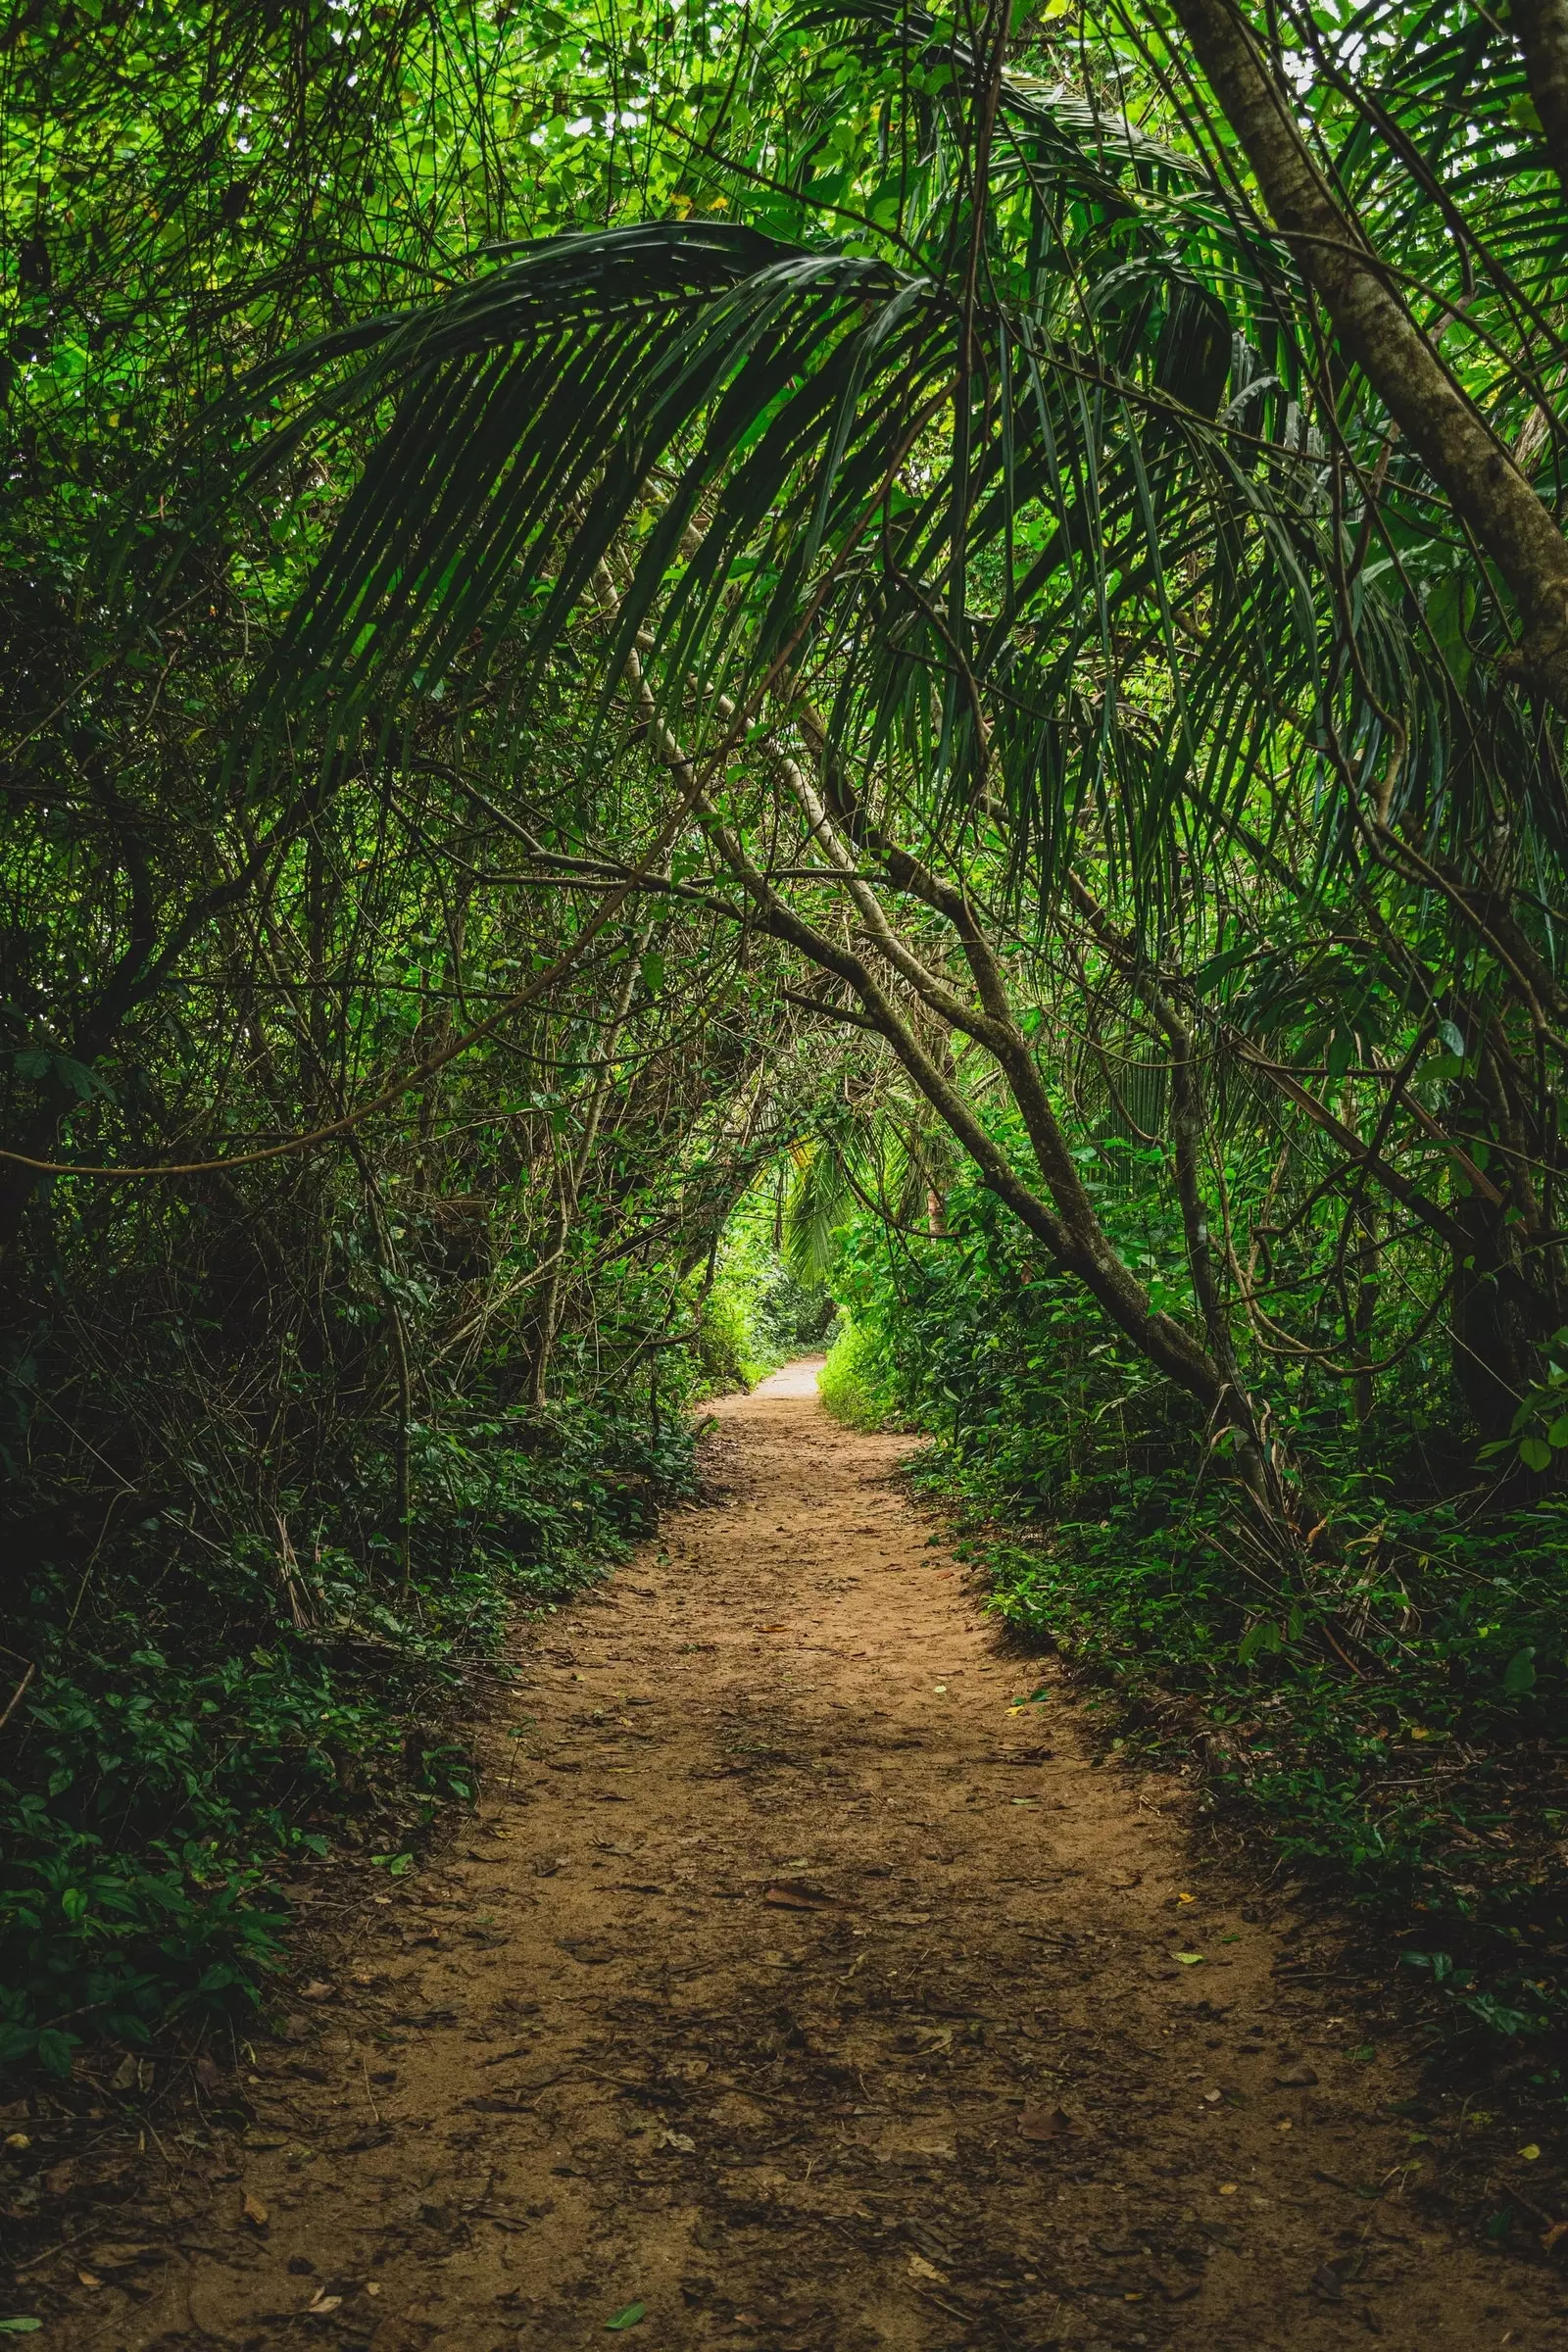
11, 0, 1568, 2088
697, 1172, 839, 1390
0, 1396, 696, 2077
830, 1153, 1568, 2046
817, 1316, 904, 1430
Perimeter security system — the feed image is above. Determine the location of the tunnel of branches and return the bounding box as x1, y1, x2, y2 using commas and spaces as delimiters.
5, 0, 1568, 2071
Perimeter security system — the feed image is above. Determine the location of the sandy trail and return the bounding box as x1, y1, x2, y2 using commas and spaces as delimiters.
58, 1369, 1562, 2349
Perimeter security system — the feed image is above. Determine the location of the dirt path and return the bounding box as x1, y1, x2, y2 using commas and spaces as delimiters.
52, 1368, 1564, 2350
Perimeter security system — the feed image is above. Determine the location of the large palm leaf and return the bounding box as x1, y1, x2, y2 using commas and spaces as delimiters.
226, 1, 1495, 926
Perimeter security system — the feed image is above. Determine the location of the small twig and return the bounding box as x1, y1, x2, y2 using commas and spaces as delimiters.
0, 1662, 36, 1736
11, 2223, 92, 2275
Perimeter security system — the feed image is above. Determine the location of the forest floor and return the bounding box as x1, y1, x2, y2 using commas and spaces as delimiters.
16, 1365, 1568, 2350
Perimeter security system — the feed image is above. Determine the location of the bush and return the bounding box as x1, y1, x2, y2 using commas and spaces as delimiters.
817, 1316, 903, 1430
0, 1396, 696, 2077
826, 1158, 1568, 2048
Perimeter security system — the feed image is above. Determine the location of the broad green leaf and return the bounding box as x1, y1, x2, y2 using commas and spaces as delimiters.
1502, 1647, 1537, 1699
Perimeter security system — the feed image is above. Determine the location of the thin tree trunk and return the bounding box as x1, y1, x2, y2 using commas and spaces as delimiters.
526, 934, 649, 1406
1514, 0, 1568, 200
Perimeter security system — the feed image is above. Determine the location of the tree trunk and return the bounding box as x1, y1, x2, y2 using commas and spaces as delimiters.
1514, 0, 1568, 200
1168, 0, 1568, 710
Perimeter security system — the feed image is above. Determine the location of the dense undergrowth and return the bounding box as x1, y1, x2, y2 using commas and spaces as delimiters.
0, 1163, 838, 2082
818, 1162, 1568, 2059
0, 1388, 699, 2078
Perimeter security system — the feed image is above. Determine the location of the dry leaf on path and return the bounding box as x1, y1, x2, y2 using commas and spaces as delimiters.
298, 1981, 334, 2003
241, 2194, 270, 2229
1017, 2104, 1081, 2142
762, 1881, 832, 1909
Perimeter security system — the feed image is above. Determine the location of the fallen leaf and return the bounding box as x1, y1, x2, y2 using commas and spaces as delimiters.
2, 2134, 28, 2151
298, 1982, 334, 2004
76, 2274, 103, 2291
662, 2131, 696, 2152
110, 2054, 137, 2091
1276, 2118, 1294, 2132
1201, 2089, 1222, 2106
42, 2163, 74, 2195
308, 2292, 344, 2316
242, 2194, 270, 2229
1275, 2063, 1318, 2087
1106, 1869, 1142, 1888
907, 2252, 945, 2282
1519, 2143, 1543, 2161
762, 1881, 832, 1910
1217, 2182, 1238, 2196
1017, 2104, 1080, 2142
91, 2245, 152, 2271
0, 2324, 43, 2336
605, 2302, 646, 2330
1541, 2220, 1568, 2254
1174, 1951, 1206, 1966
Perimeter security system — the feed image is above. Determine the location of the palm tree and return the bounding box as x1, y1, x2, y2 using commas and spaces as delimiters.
227, 0, 1568, 1501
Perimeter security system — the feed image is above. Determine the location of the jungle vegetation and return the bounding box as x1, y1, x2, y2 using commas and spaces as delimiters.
4, 0, 1568, 2073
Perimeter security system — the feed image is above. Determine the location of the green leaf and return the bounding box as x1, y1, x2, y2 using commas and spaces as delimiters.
605, 2304, 646, 2330
1502, 1646, 1537, 1698
0, 2321, 44, 2334
34, 2032, 76, 2079
1325, 1026, 1356, 1082
1174, 1951, 1205, 1965
640, 952, 665, 995
1518, 1436, 1551, 1472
